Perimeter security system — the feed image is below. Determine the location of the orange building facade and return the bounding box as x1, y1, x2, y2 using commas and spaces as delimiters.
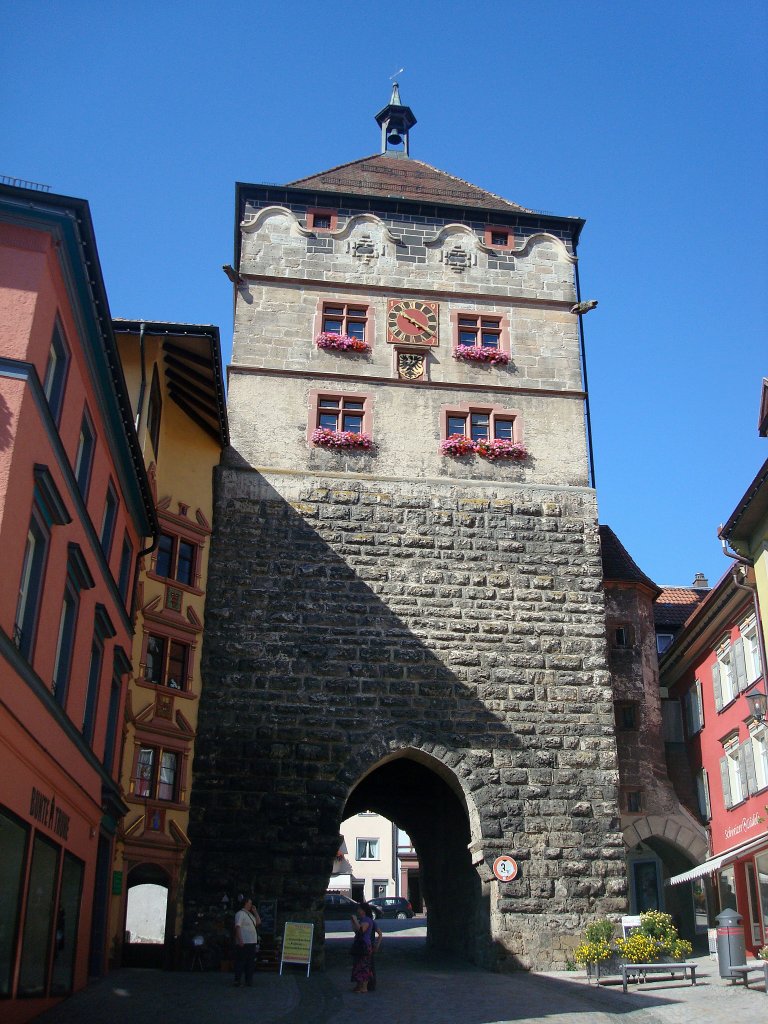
0, 185, 155, 1022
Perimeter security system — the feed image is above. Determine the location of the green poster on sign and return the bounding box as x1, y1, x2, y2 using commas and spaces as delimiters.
112, 871, 123, 895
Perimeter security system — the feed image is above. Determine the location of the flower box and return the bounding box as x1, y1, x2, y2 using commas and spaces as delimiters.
440, 435, 527, 461
311, 427, 373, 451
315, 332, 370, 353
453, 345, 509, 366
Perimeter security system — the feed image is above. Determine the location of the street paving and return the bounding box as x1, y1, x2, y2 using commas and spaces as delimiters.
35, 921, 766, 1024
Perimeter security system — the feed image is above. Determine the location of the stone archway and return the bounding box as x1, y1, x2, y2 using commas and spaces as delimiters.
123, 863, 171, 968
343, 749, 488, 962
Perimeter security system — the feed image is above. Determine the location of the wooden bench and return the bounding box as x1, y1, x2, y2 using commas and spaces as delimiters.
621, 962, 697, 993
730, 961, 768, 993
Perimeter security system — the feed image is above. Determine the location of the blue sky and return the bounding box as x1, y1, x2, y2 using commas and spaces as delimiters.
4, 1, 766, 588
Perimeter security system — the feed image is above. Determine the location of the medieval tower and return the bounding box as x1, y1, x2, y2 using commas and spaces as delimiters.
185, 89, 626, 969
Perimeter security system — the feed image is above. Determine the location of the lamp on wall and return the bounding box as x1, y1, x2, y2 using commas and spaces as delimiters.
746, 687, 768, 723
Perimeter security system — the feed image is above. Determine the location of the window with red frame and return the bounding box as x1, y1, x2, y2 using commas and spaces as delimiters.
446, 411, 514, 442
134, 746, 180, 801
144, 634, 190, 689
456, 315, 502, 350
321, 303, 368, 342
317, 396, 365, 433
155, 532, 197, 587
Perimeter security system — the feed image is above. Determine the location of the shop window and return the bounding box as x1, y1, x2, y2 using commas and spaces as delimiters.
50, 852, 83, 996
18, 833, 59, 996
134, 746, 181, 802
154, 532, 198, 588
143, 633, 190, 690
73, 410, 95, 498
146, 365, 162, 458
356, 838, 379, 860
0, 807, 29, 996
42, 320, 70, 425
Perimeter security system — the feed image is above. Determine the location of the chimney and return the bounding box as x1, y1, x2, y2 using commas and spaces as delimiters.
691, 572, 709, 589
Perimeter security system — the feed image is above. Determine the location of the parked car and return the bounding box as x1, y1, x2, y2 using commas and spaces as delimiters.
368, 896, 414, 919
323, 893, 382, 919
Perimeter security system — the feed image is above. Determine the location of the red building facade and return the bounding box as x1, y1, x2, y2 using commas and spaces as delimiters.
0, 184, 155, 1022
660, 569, 768, 954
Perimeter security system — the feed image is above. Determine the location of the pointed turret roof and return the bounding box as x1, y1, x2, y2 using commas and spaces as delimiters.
289, 153, 537, 214
599, 525, 661, 597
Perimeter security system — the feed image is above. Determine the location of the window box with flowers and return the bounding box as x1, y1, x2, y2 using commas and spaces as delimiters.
315, 332, 371, 353
309, 391, 374, 452
453, 345, 509, 366
440, 405, 527, 461
311, 427, 373, 450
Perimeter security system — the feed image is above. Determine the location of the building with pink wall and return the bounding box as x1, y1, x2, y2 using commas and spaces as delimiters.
0, 183, 155, 1021
660, 568, 768, 954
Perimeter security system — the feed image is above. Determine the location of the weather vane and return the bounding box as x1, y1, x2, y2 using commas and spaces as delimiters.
390, 67, 405, 80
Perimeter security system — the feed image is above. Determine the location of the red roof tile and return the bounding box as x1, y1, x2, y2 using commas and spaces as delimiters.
289, 154, 537, 213
654, 587, 709, 627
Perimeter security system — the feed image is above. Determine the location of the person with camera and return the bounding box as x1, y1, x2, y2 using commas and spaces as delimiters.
233, 896, 261, 987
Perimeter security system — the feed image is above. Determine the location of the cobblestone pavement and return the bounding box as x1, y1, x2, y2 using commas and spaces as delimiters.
35, 931, 767, 1024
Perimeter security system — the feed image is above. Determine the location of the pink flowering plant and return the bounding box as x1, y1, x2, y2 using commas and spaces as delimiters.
453, 345, 509, 366
440, 435, 527, 461
311, 427, 373, 451
316, 332, 371, 353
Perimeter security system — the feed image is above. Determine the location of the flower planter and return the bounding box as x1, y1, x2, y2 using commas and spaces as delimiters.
316, 332, 370, 353
440, 435, 527, 461
311, 427, 373, 451
586, 954, 624, 983
452, 345, 509, 366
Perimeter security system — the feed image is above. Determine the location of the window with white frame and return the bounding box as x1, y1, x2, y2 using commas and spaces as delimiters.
356, 838, 379, 860
683, 680, 704, 736
751, 727, 768, 792
712, 643, 738, 710
720, 736, 745, 807
741, 615, 763, 685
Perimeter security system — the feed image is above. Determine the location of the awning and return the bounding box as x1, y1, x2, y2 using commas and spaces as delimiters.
666, 834, 768, 886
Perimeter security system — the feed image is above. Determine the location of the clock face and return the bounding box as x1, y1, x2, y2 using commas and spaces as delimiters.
387, 299, 439, 346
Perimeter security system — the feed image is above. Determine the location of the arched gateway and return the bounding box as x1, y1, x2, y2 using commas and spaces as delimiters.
183, 90, 625, 970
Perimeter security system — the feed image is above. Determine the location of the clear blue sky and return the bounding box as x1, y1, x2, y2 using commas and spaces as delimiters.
4, 2, 766, 588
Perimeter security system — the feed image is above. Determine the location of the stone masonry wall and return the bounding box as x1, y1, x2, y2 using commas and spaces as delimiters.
186, 465, 626, 969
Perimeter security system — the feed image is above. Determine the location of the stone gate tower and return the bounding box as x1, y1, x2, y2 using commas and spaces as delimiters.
185, 88, 625, 969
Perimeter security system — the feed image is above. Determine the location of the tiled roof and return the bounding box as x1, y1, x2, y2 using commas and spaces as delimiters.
654, 587, 709, 628
599, 525, 660, 595
289, 154, 538, 214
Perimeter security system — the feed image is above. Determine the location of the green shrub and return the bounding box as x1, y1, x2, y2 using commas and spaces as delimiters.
584, 919, 615, 944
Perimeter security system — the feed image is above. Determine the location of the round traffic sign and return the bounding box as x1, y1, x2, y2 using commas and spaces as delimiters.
492, 855, 518, 882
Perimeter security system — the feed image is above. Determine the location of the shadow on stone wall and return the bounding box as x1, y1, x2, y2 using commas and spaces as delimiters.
184, 454, 616, 971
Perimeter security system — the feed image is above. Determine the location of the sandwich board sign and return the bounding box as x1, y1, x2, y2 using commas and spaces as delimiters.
280, 921, 314, 977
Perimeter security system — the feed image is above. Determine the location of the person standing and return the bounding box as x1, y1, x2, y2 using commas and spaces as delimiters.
350, 904, 374, 993
363, 904, 383, 991
233, 896, 261, 987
